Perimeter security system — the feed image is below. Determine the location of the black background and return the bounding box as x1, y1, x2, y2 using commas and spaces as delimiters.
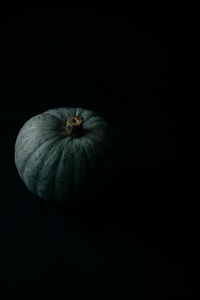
0, 6, 194, 298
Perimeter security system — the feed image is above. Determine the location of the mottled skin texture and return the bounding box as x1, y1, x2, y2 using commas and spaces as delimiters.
15, 107, 116, 203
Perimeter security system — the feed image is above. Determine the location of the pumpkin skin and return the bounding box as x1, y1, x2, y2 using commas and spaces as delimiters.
15, 107, 116, 203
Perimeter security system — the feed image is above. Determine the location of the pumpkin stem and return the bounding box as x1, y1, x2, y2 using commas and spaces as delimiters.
66, 115, 84, 137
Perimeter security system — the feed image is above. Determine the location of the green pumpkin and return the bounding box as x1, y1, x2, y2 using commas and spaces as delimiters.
14, 107, 116, 203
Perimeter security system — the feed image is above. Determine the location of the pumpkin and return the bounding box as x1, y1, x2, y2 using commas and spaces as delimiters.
14, 107, 117, 203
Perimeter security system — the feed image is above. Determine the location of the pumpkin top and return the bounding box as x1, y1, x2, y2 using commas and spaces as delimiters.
66, 115, 84, 138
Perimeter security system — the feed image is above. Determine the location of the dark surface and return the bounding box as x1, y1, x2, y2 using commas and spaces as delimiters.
0, 7, 194, 298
